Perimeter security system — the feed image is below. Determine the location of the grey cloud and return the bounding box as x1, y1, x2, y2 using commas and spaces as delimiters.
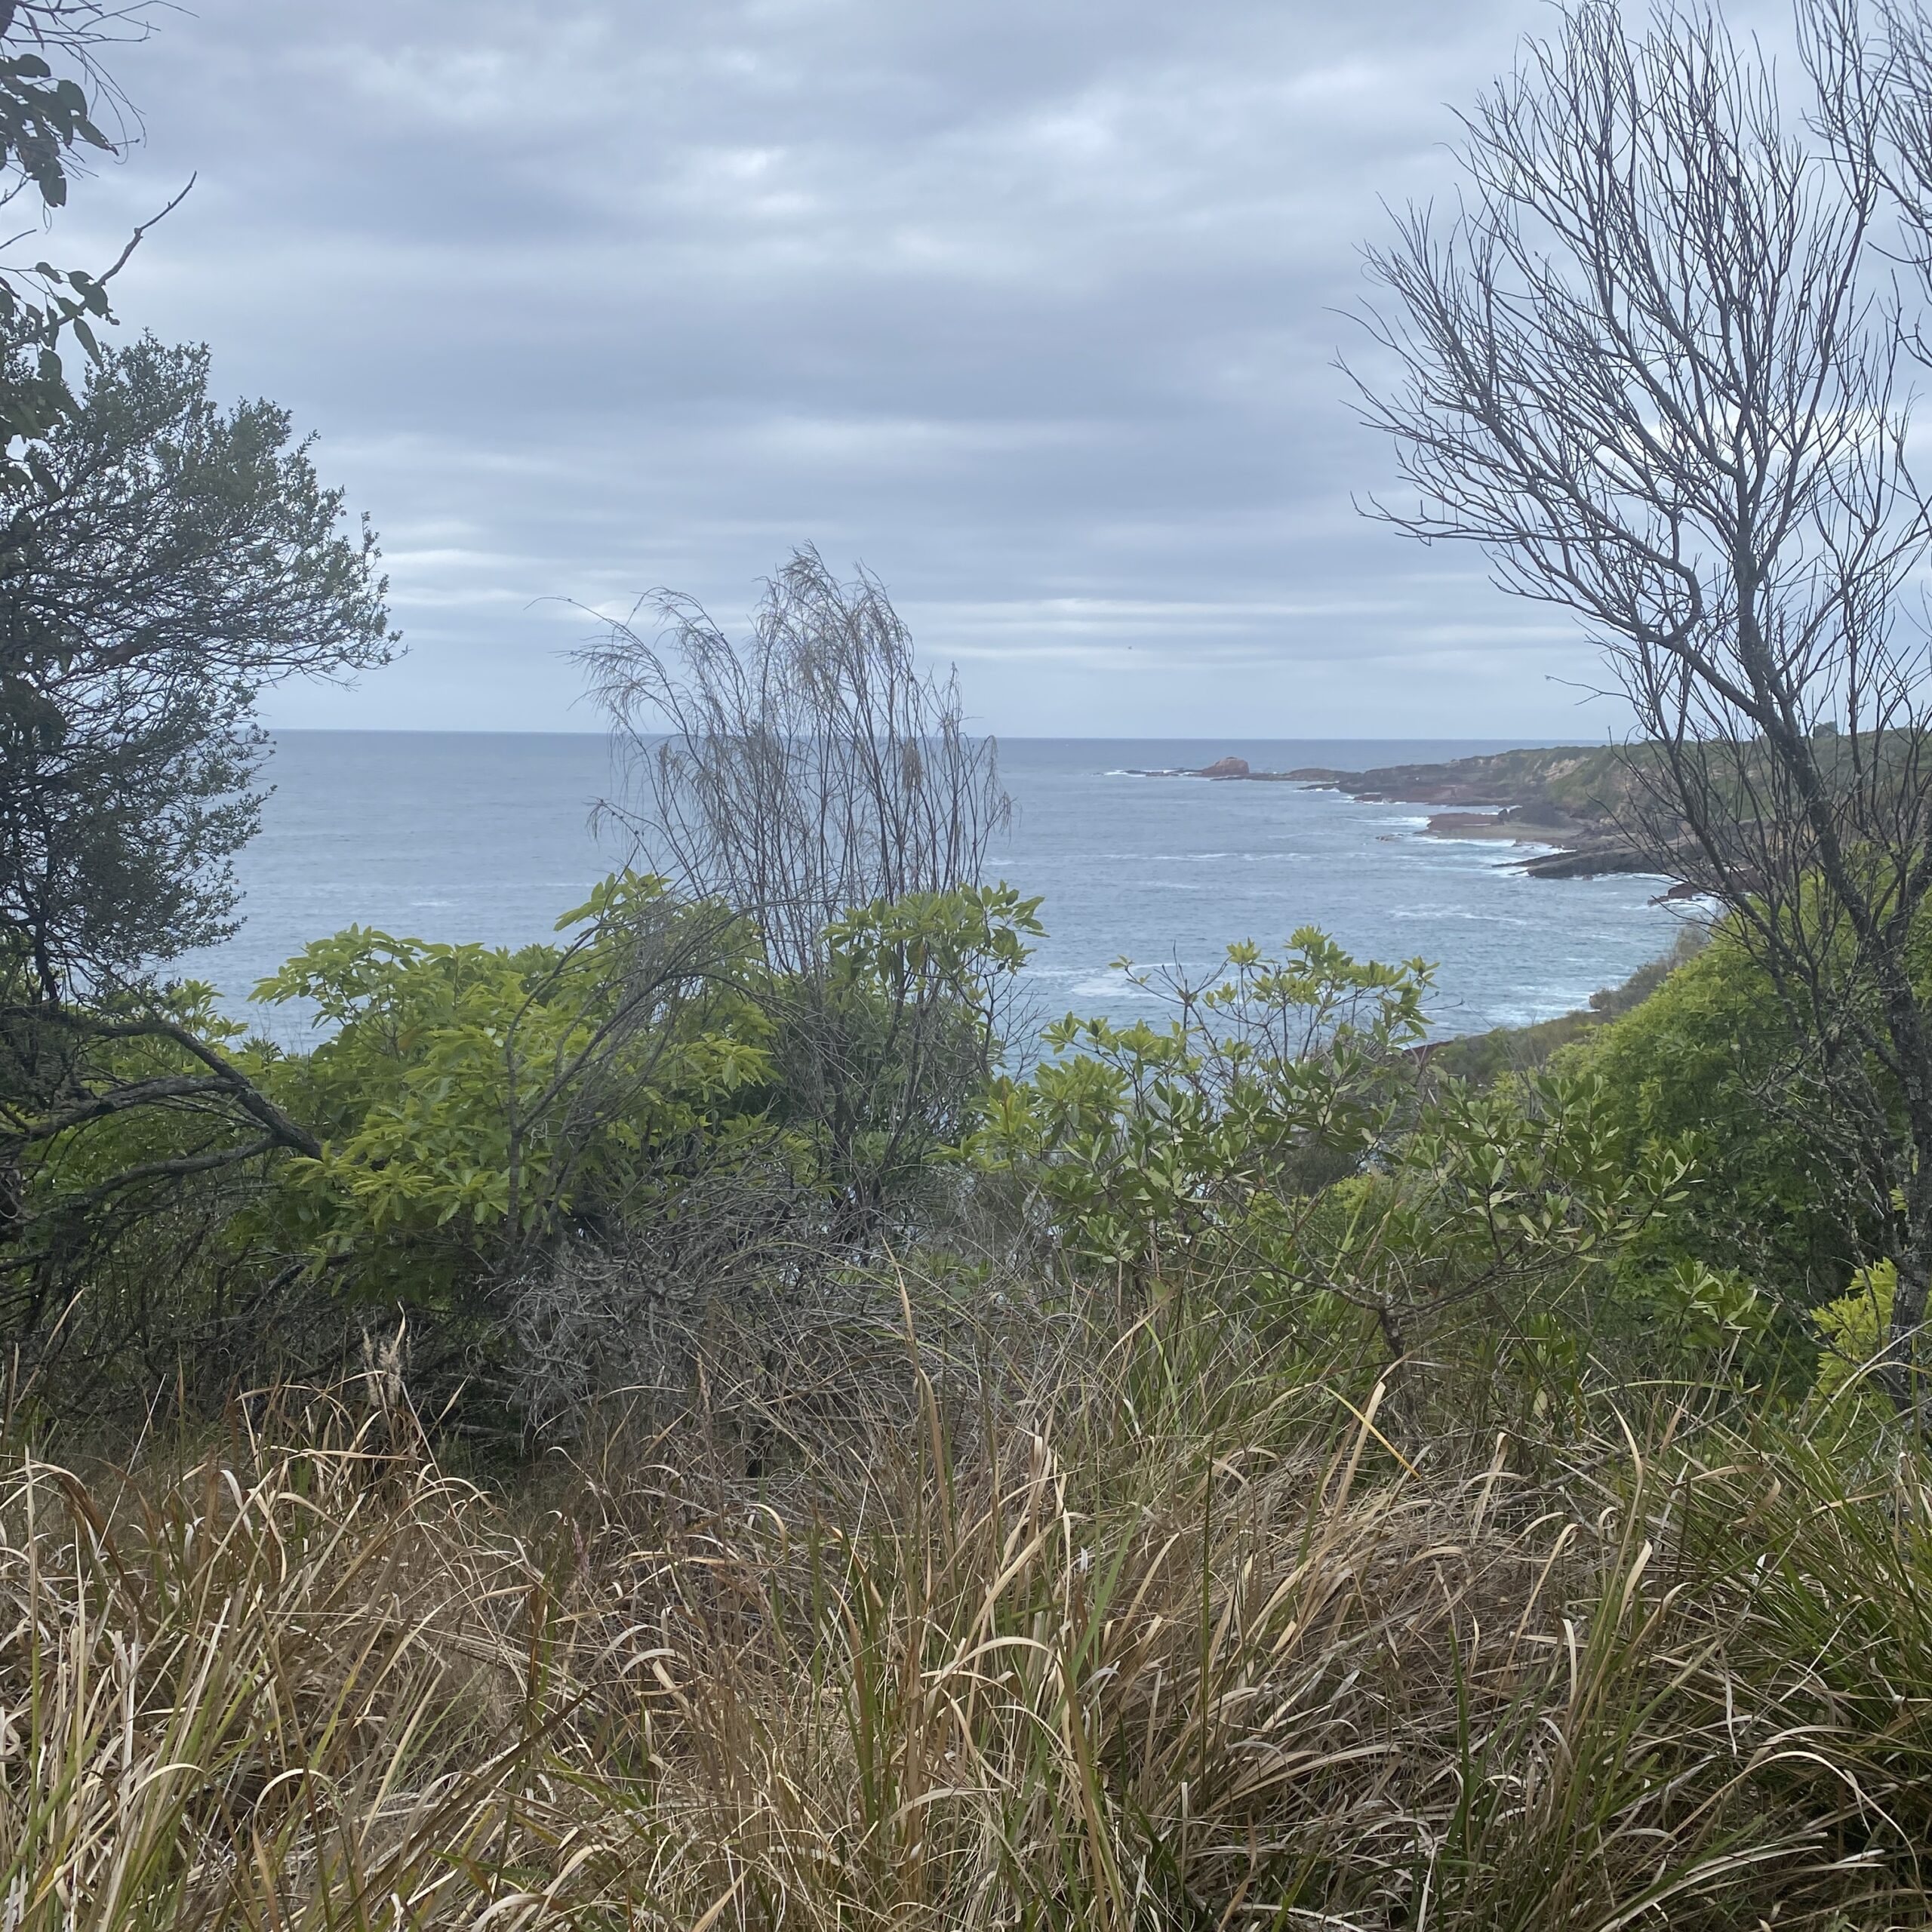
44, 0, 1790, 734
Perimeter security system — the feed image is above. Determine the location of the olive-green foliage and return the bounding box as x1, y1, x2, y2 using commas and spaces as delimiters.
0, 975, 275, 1391
784, 882, 1044, 1223
1560, 924, 1875, 1309
972, 931, 1433, 1289
1, 335, 392, 1000
970, 931, 1747, 1414
247, 875, 1044, 1317
1419, 1004, 1604, 1088
8, 976, 253, 1208
11, 876, 1044, 1420
18, 881, 1841, 1429
1422, 926, 1706, 1088
1812, 1257, 1897, 1414
250, 873, 777, 1313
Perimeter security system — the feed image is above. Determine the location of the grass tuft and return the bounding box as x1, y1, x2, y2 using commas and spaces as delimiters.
0, 1315, 1927, 1927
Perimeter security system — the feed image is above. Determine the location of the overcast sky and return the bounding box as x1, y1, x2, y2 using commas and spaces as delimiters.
58, 0, 1786, 737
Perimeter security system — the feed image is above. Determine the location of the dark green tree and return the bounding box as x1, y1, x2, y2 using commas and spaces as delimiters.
0, 335, 395, 1001
0, 8, 389, 1378
0, 337, 390, 1337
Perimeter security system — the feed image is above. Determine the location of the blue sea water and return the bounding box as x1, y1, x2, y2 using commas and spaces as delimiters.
174, 733, 1692, 1047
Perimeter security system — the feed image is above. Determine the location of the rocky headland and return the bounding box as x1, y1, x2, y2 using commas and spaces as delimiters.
1131, 746, 1688, 890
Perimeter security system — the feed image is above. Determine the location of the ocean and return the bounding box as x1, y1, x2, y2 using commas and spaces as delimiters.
173, 733, 1691, 1046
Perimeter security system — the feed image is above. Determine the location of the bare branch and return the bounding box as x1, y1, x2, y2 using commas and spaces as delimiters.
1351, 0, 1932, 1423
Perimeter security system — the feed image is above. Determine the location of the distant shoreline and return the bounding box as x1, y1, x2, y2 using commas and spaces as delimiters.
1126, 748, 1693, 898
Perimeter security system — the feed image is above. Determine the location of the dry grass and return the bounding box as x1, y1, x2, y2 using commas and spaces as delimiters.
0, 1305, 1927, 1929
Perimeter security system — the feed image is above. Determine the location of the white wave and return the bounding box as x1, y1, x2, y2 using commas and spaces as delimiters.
1420, 835, 1557, 854
1391, 907, 1536, 927
1071, 969, 1162, 1001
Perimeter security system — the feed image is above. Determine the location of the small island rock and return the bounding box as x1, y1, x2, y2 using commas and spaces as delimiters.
1194, 755, 1251, 779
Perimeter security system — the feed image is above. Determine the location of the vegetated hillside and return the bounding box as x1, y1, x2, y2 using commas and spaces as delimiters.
23, 854, 1932, 1924
1291, 742, 1643, 823
14, 876, 1932, 1923
1293, 737, 1919, 884
1136, 744, 1677, 876
1293, 742, 1686, 880
1420, 922, 1709, 1085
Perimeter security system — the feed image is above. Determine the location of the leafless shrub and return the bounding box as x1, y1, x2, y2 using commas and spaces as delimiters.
1352, 0, 1932, 1422
505, 1158, 813, 1442
580, 546, 1019, 1247
581, 546, 1008, 969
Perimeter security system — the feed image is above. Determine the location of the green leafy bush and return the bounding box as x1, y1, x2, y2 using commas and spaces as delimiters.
971, 932, 1729, 1420
1561, 924, 1883, 1309
242, 875, 1042, 1303
250, 873, 775, 1312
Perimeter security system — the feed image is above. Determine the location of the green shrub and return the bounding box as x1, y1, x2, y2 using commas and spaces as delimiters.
249, 873, 776, 1313
1561, 924, 1880, 1310
969, 931, 1740, 1422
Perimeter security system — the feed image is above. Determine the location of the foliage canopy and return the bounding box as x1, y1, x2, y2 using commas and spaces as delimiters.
0, 336, 393, 1001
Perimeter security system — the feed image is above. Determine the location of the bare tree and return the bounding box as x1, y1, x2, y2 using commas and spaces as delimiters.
580, 546, 1019, 1245
1826, 0, 1932, 282
1349, 0, 1932, 1421
583, 548, 1008, 972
